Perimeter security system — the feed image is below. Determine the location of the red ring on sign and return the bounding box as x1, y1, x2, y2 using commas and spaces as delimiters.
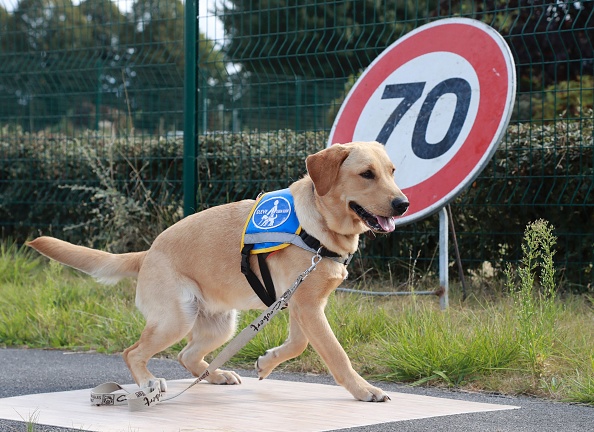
331, 22, 510, 221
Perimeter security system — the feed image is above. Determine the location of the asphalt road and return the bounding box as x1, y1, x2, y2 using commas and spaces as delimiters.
0, 348, 592, 431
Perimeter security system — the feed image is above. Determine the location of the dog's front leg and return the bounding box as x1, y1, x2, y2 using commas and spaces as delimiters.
291, 298, 390, 402
256, 308, 309, 379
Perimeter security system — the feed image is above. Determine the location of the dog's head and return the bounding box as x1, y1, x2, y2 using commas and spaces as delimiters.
306, 141, 408, 235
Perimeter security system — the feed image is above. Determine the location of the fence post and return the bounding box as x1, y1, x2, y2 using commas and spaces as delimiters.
183, 0, 198, 216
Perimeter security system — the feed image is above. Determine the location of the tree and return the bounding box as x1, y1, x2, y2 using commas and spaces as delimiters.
221, 0, 439, 79
4, 0, 91, 130
0, 6, 17, 122
0, 0, 227, 134
125, 0, 227, 132
217, 0, 438, 130
0, 6, 10, 49
78, 0, 127, 55
437, 0, 594, 89
65, 0, 130, 131
11, 0, 89, 52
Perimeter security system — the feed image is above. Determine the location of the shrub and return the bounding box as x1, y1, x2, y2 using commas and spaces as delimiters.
0, 130, 327, 251
506, 219, 559, 377
532, 76, 594, 121
0, 114, 592, 289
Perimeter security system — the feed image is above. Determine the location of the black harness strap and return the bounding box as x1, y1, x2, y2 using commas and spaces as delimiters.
299, 230, 340, 260
241, 244, 277, 307
257, 253, 276, 304
241, 229, 352, 307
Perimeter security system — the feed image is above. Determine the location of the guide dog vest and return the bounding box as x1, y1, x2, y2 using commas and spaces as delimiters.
240, 188, 352, 307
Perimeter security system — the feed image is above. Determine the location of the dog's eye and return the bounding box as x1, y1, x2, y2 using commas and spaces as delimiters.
360, 170, 375, 180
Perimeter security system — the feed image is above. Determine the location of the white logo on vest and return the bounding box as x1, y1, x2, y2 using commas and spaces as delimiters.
252, 196, 292, 230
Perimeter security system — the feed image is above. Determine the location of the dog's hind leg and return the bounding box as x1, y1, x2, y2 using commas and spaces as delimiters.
177, 310, 242, 385
123, 317, 192, 392
123, 265, 196, 392
256, 310, 308, 380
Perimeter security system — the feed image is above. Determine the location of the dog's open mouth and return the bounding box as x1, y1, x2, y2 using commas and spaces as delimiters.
349, 202, 396, 233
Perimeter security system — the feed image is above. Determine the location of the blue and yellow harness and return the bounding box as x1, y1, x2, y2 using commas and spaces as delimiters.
240, 188, 352, 307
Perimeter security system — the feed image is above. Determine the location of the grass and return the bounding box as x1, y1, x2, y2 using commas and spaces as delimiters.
0, 223, 593, 405
21, 410, 40, 432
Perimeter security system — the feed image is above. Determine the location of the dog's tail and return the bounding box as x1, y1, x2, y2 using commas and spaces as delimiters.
27, 236, 147, 285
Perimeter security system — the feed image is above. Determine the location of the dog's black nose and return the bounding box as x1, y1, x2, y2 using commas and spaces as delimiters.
391, 197, 409, 216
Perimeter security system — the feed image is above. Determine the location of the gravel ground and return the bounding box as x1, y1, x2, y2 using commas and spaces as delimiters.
0, 348, 592, 431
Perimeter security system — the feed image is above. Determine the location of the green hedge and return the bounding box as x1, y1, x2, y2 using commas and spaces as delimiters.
1, 116, 592, 290
0, 129, 327, 251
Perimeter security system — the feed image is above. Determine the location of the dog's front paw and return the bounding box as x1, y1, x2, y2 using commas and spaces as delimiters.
204, 369, 242, 385
255, 350, 276, 380
355, 384, 391, 402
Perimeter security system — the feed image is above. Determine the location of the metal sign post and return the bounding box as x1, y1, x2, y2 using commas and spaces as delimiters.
439, 207, 449, 310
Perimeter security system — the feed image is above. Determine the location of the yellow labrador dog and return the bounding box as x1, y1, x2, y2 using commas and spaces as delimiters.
28, 141, 409, 402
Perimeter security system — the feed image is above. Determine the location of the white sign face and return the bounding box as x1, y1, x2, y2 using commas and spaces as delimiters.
329, 18, 516, 226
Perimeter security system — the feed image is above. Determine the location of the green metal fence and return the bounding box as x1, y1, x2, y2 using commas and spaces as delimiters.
1, 1, 593, 290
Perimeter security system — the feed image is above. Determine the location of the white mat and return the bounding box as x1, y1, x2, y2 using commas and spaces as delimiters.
0, 378, 518, 432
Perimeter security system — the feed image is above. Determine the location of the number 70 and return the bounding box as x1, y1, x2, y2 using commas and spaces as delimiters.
376, 78, 472, 160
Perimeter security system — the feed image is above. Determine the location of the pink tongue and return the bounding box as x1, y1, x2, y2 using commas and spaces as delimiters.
376, 216, 396, 232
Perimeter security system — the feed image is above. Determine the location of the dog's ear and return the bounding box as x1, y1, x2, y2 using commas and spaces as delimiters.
306, 144, 351, 196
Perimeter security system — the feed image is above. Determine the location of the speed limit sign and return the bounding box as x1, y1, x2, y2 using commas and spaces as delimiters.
329, 18, 516, 226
